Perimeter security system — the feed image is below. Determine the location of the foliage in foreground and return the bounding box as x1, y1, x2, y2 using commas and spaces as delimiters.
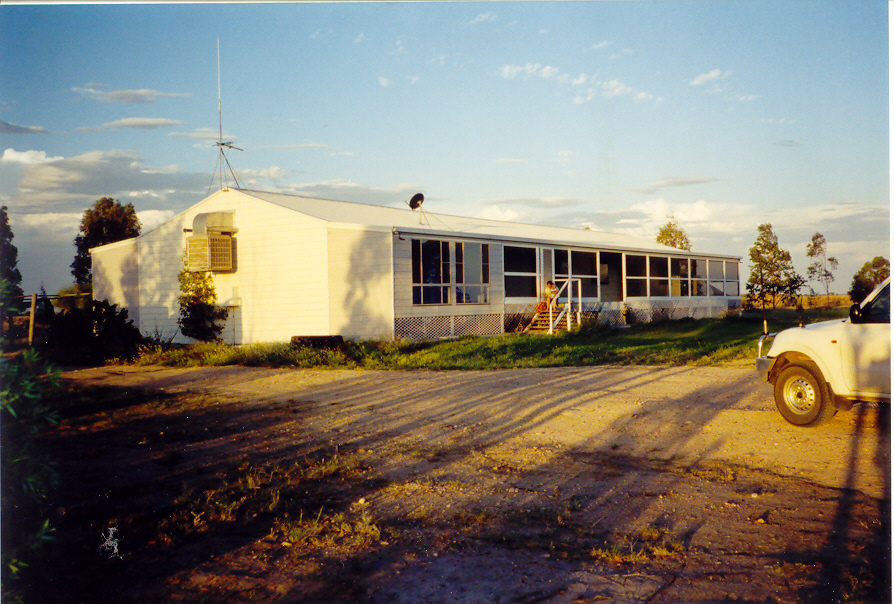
0, 350, 59, 604
133, 308, 848, 371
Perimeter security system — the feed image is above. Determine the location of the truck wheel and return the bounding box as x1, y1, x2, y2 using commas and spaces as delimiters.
774, 363, 837, 427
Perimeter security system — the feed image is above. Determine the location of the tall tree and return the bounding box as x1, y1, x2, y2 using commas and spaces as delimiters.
0, 206, 25, 333
655, 214, 692, 251
806, 232, 838, 301
848, 256, 890, 303
71, 198, 141, 285
746, 223, 803, 309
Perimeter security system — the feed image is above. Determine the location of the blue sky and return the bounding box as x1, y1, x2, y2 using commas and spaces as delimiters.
1, 1, 888, 296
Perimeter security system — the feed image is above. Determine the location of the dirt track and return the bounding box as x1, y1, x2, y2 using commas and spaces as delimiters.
49, 362, 890, 604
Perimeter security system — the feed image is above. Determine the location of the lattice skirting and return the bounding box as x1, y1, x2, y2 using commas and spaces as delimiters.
397, 300, 738, 339
504, 299, 735, 331
395, 314, 503, 340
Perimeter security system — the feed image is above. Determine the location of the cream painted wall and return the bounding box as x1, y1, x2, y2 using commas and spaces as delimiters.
109, 189, 332, 344
91, 238, 140, 326
327, 227, 393, 339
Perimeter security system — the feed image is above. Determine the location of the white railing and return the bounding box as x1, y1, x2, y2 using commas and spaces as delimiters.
546, 278, 582, 334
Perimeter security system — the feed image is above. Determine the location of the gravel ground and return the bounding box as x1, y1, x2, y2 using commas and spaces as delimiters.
45, 362, 889, 603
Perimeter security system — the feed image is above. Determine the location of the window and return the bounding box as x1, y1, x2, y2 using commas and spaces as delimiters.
504, 246, 538, 298
412, 239, 450, 305
456, 243, 490, 304
626, 254, 648, 297
863, 283, 890, 323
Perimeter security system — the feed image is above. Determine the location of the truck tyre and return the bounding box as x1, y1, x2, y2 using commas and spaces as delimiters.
774, 362, 837, 427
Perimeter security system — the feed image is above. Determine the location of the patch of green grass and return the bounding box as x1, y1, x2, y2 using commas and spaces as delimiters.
132, 308, 849, 370
274, 507, 381, 550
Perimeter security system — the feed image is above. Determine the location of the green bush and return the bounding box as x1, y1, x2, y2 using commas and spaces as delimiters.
1, 350, 59, 604
41, 300, 143, 365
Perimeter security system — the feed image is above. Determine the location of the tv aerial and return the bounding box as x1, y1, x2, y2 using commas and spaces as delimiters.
208, 38, 244, 194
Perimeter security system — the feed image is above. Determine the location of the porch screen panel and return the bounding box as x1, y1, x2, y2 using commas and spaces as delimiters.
708, 260, 725, 296
670, 258, 690, 296
649, 256, 670, 297
504, 246, 537, 298
691, 259, 708, 297
571, 251, 599, 297
626, 254, 648, 297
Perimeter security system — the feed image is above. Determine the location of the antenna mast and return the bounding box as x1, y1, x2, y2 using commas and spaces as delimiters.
212, 37, 243, 192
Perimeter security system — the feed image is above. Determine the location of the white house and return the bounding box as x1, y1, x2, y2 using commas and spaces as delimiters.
91, 188, 742, 344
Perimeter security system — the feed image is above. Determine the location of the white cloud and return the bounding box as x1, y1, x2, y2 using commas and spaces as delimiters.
72, 85, 190, 103
0, 120, 47, 134
354, 33, 366, 43
571, 74, 590, 86
469, 12, 496, 25
378, 77, 393, 88
609, 49, 634, 60
169, 128, 234, 141
136, 209, 175, 231
600, 79, 633, 97
241, 166, 288, 181
273, 179, 424, 208
259, 143, 329, 150
627, 176, 720, 195
589, 41, 610, 51
1, 149, 63, 164
499, 63, 561, 80
689, 69, 731, 86
100, 118, 183, 130
4, 149, 206, 214
476, 205, 524, 223
479, 196, 584, 210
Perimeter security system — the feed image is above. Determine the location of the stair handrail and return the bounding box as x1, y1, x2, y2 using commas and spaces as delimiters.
548, 278, 582, 334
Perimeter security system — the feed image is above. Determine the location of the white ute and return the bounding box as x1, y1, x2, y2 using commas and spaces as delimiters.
756, 278, 890, 426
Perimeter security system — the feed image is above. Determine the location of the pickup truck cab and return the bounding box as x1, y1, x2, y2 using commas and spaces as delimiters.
756, 277, 890, 426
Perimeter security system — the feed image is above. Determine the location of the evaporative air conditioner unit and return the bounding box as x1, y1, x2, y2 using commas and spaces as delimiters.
188, 234, 233, 271
187, 212, 236, 272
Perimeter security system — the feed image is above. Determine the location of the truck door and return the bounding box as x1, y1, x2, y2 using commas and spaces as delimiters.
840, 283, 891, 396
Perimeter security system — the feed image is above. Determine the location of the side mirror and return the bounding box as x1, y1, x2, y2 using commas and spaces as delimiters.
849, 303, 863, 324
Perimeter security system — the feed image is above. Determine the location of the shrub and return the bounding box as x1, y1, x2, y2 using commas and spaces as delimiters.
42, 300, 143, 365
1, 350, 59, 604
177, 265, 227, 342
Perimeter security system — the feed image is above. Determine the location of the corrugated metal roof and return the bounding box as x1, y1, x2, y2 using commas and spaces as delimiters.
234, 188, 740, 259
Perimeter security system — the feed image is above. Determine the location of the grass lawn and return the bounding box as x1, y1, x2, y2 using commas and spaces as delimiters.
134, 307, 849, 370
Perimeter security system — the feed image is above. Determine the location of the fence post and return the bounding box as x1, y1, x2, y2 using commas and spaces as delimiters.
28, 293, 37, 346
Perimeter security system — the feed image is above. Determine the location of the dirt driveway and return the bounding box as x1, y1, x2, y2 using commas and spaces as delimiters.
47, 361, 890, 603
66, 361, 888, 498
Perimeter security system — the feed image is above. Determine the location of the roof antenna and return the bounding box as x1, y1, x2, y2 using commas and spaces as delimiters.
209, 38, 243, 193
